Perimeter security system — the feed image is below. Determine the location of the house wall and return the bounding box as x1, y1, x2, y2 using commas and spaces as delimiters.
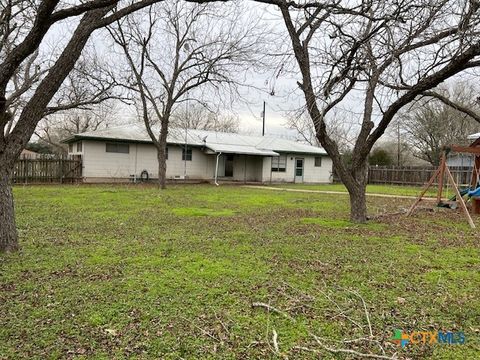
302, 155, 333, 183
75, 141, 332, 183
261, 153, 332, 183
446, 154, 474, 168
81, 140, 213, 182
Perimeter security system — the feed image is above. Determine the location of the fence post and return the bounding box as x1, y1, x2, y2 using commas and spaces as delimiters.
60, 158, 64, 184
24, 159, 28, 184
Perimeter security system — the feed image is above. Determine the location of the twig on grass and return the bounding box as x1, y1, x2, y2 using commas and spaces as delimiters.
293, 345, 321, 354
253, 285, 397, 359
343, 336, 378, 344
179, 316, 220, 342
346, 289, 373, 338
272, 329, 279, 353
246, 340, 265, 349
311, 334, 397, 360
213, 310, 230, 337
252, 302, 295, 321
316, 285, 364, 331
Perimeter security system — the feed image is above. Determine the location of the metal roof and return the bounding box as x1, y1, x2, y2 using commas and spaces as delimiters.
468, 132, 480, 140
63, 124, 328, 156
206, 143, 279, 156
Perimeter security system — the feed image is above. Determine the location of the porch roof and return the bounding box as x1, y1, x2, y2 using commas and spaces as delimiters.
206, 143, 279, 156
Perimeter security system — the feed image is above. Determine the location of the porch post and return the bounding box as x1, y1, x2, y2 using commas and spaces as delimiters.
244, 155, 247, 184
214, 152, 222, 186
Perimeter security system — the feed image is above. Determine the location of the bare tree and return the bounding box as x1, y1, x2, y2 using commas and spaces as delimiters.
286, 110, 355, 153
261, 0, 480, 222
109, 2, 258, 189
399, 82, 480, 165
36, 101, 120, 153
0, 0, 219, 252
170, 104, 239, 133
35, 56, 123, 153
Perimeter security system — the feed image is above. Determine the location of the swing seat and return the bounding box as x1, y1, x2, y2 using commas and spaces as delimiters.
449, 188, 471, 201
437, 201, 458, 210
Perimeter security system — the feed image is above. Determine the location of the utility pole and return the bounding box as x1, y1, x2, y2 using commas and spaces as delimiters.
184, 92, 189, 181
262, 101, 266, 136
397, 121, 401, 166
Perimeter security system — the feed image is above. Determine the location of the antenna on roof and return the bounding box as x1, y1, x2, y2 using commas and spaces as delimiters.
262, 101, 266, 137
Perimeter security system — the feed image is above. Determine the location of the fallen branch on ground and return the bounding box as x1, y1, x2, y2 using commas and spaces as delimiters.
252, 302, 295, 321
253, 285, 398, 360
346, 289, 373, 338
311, 334, 397, 360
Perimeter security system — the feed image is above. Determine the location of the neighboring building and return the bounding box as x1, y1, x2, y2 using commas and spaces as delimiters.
447, 153, 475, 167
62, 125, 332, 184
447, 132, 480, 168
19, 149, 41, 159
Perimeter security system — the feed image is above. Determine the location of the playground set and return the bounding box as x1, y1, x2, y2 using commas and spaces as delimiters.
407, 137, 480, 229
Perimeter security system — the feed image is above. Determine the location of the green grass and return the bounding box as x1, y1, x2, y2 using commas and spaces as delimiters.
1, 184, 479, 359
275, 183, 440, 197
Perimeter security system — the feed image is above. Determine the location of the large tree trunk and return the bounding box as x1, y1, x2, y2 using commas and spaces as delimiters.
157, 147, 167, 190
156, 122, 169, 190
0, 167, 18, 252
347, 182, 368, 223
343, 160, 369, 223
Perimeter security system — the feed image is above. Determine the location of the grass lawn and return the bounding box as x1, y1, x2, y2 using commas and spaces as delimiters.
1, 184, 479, 359
272, 183, 440, 198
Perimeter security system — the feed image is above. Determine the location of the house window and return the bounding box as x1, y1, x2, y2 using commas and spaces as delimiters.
68, 143, 73, 153
106, 143, 129, 154
271, 154, 287, 172
76, 141, 82, 152
182, 147, 192, 161
315, 156, 322, 167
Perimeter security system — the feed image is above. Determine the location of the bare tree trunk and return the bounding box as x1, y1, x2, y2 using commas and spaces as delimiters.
343, 161, 369, 223
327, 150, 369, 223
156, 122, 169, 190
347, 183, 368, 223
0, 166, 18, 252
157, 147, 167, 189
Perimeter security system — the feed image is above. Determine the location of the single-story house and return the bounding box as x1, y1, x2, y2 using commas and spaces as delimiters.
62, 125, 332, 184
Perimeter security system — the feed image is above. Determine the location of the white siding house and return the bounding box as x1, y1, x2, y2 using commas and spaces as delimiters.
62, 125, 333, 184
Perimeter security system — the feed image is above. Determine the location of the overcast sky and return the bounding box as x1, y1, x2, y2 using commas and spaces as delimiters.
96, 2, 309, 140
38, 0, 480, 146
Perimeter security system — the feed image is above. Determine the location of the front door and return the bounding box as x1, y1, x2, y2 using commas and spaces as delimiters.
225, 154, 234, 177
295, 158, 304, 183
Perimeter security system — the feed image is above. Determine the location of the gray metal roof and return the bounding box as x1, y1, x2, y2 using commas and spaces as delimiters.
63, 124, 328, 156
468, 132, 480, 140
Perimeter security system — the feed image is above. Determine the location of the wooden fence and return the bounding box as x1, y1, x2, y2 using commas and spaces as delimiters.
367, 165, 474, 186
12, 158, 82, 184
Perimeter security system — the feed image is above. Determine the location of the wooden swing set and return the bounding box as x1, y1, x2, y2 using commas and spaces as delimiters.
407, 140, 480, 229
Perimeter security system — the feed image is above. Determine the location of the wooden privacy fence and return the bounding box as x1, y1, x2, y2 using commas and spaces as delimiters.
368, 165, 474, 186
13, 158, 82, 184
